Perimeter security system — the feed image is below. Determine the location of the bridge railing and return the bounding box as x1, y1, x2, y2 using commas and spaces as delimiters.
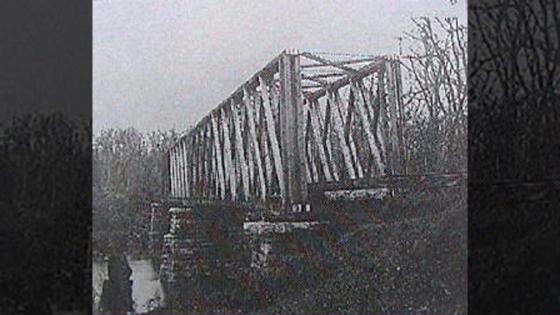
167, 50, 406, 211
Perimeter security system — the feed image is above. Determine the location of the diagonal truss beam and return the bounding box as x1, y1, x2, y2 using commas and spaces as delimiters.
301, 52, 359, 74
303, 57, 384, 101
301, 56, 380, 69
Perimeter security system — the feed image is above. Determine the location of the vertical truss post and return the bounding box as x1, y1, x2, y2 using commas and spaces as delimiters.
386, 58, 405, 175
279, 50, 307, 209
393, 58, 407, 174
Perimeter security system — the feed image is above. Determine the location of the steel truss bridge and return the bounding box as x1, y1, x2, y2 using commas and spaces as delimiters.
165, 49, 465, 216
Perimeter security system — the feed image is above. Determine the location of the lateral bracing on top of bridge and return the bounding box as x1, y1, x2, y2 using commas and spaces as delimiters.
167, 49, 407, 212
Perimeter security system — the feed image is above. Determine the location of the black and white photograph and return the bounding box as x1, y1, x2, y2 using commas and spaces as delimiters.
92, 1, 466, 314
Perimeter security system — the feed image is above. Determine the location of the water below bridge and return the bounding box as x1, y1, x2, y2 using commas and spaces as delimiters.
93, 257, 165, 314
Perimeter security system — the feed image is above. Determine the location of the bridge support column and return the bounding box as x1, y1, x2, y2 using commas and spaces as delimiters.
279, 50, 307, 210
148, 202, 164, 263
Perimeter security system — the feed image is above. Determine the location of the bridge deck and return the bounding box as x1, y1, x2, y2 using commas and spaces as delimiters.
160, 172, 465, 217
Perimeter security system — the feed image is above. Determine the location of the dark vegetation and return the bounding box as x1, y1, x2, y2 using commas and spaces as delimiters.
0, 114, 91, 314
139, 186, 465, 315
469, 1, 560, 313
264, 187, 466, 314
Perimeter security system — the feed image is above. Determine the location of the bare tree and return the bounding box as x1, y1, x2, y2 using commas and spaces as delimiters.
470, 0, 560, 182
401, 17, 467, 173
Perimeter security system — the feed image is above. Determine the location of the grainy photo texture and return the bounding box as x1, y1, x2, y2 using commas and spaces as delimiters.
92, 1, 467, 314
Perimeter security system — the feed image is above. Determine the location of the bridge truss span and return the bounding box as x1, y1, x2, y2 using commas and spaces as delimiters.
168, 50, 416, 213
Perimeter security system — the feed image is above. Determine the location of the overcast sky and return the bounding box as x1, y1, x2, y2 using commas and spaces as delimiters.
93, 0, 466, 134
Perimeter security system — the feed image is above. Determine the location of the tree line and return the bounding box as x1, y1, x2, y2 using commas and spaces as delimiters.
93, 127, 181, 257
